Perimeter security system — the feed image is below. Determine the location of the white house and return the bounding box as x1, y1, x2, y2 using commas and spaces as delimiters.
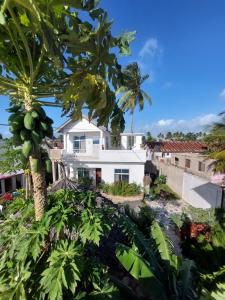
49, 116, 147, 186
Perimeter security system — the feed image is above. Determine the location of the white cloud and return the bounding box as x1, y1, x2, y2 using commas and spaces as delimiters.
139, 38, 160, 59
157, 119, 174, 127
141, 113, 220, 135
137, 38, 163, 77
220, 88, 225, 98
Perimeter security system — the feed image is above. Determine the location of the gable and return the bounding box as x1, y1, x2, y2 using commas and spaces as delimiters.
58, 117, 102, 134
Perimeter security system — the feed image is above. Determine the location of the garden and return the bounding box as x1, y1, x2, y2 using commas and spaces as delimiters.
0, 0, 225, 299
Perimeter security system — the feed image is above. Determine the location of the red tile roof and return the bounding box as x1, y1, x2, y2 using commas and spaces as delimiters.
148, 141, 208, 153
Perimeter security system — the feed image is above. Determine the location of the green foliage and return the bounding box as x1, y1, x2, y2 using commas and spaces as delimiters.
155, 174, 167, 185
41, 240, 81, 299
101, 182, 141, 196
153, 183, 180, 200
0, 190, 125, 299
116, 219, 196, 299
0, 138, 27, 173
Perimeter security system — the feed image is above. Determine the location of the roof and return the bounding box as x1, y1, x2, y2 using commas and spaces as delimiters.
56, 116, 108, 133
148, 141, 208, 153
0, 170, 24, 180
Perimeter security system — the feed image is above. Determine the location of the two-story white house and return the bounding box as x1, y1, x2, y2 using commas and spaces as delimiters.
49, 116, 147, 187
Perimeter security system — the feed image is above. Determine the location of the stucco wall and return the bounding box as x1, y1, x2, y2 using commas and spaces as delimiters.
67, 162, 145, 187
152, 160, 222, 209
155, 161, 184, 196
182, 173, 222, 208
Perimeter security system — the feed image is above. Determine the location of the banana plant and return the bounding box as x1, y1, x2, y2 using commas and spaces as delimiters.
116, 221, 196, 299
0, 0, 135, 220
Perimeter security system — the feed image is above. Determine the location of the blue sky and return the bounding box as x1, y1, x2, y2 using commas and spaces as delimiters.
1, 0, 225, 137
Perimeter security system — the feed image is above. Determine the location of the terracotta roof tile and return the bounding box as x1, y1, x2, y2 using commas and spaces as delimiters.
148, 141, 208, 153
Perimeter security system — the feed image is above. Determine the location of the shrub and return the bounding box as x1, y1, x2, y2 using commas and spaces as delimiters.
101, 181, 142, 196
153, 183, 179, 200
155, 174, 167, 185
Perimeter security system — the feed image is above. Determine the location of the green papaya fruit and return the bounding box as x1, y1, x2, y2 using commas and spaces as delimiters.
45, 159, 52, 173
22, 140, 33, 158
11, 114, 24, 130
40, 121, 48, 131
45, 116, 53, 125
31, 158, 40, 173
24, 112, 35, 130
31, 130, 43, 144
45, 125, 53, 138
6, 105, 21, 113
33, 105, 46, 120
12, 134, 22, 146
9, 125, 19, 134
20, 129, 30, 141
31, 110, 39, 119
8, 113, 17, 123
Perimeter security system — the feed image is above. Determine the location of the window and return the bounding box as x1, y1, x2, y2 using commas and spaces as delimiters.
127, 136, 135, 149
78, 168, 89, 179
93, 138, 100, 145
114, 169, 129, 182
198, 161, 205, 172
0, 180, 2, 195
73, 135, 86, 153
185, 159, 191, 168
175, 157, 179, 166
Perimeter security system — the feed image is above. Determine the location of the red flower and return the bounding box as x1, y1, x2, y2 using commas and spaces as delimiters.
2, 193, 13, 202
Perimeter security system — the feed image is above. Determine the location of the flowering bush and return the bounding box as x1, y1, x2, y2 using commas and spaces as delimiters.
2, 193, 13, 202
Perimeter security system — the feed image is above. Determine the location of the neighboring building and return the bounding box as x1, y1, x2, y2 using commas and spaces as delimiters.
148, 141, 208, 161
0, 170, 24, 196
49, 116, 147, 186
0, 140, 25, 196
148, 141, 223, 209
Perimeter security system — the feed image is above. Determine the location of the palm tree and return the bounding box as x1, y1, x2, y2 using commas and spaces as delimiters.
117, 63, 151, 132
205, 112, 225, 173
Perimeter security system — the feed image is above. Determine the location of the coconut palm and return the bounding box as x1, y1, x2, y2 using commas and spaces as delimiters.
117, 62, 151, 132
205, 112, 225, 173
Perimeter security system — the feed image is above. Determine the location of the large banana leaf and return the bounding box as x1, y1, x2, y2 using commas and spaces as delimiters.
116, 243, 167, 300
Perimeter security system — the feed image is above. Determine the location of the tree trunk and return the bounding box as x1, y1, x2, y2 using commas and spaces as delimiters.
24, 93, 47, 221
29, 152, 47, 220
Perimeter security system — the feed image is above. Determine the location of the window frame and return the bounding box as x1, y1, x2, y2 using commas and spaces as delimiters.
198, 161, 205, 172
114, 169, 129, 183
77, 168, 89, 180
185, 159, 191, 168
73, 135, 86, 153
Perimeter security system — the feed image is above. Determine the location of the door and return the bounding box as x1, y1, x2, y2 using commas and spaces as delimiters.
96, 168, 102, 185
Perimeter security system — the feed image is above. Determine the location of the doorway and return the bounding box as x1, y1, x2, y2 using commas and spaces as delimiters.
96, 168, 102, 185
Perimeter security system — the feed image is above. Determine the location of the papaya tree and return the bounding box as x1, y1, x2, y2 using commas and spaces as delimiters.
0, 0, 135, 220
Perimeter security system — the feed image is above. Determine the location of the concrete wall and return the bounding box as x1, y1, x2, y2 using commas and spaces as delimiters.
155, 161, 184, 197
153, 160, 222, 209
182, 173, 222, 208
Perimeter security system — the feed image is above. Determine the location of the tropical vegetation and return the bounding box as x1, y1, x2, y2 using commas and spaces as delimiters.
101, 181, 142, 196
0, 0, 138, 220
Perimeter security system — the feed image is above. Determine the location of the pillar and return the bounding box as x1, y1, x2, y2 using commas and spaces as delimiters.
52, 161, 56, 182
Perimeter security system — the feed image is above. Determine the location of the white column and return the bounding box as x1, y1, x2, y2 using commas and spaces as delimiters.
1, 180, 5, 195
52, 161, 56, 182
100, 131, 104, 149
70, 165, 74, 179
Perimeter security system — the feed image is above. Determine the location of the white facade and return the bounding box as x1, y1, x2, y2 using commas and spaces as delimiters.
51, 117, 147, 187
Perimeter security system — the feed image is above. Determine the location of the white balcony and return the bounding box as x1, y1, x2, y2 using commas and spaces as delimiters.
49, 148, 146, 164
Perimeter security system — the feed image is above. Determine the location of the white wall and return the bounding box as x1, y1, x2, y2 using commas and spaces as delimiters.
67, 161, 145, 187
182, 173, 222, 209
